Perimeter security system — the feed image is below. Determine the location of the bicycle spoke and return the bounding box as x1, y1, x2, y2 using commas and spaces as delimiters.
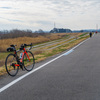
23, 51, 35, 71
5, 54, 19, 76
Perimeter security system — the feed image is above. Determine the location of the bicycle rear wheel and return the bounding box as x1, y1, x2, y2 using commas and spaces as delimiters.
5, 54, 19, 76
23, 51, 35, 71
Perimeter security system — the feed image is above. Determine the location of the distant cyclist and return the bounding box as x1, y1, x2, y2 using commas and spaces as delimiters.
89, 32, 92, 38
95, 31, 98, 34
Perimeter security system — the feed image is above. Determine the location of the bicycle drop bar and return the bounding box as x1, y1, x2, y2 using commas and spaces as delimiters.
19, 43, 32, 51
24, 43, 32, 47
24, 43, 32, 50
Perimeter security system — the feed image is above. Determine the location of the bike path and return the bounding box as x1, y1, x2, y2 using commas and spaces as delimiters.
0, 33, 100, 100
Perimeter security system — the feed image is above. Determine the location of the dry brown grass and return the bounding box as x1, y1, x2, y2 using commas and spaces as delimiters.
0, 33, 83, 52
0, 36, 48, 52
0, 33, 67, 52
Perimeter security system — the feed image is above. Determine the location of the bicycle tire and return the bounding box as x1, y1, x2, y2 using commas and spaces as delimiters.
23, 51, 35, 71
5, 54, 19, 76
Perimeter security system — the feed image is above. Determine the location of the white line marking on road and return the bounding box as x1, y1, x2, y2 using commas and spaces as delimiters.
64, 49, 74, 55
0, 37, 90, 93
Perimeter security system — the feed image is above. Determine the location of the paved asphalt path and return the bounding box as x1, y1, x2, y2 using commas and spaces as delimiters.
0, 33, 100, 100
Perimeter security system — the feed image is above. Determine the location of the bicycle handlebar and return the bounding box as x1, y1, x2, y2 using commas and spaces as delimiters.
26, 43, 32, 50
24, 43, 32, 47
20, 43, 33, 50
7, 43, 33, 52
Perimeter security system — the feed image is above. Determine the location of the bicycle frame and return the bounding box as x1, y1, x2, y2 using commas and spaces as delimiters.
13, 48, 31, 67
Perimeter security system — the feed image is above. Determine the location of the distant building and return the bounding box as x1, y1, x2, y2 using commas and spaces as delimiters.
50, 28, 72, 33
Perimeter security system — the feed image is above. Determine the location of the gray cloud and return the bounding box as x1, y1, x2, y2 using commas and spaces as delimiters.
0, 0, 100, 30
0, 7, 12, 9
0, 17, 23, 23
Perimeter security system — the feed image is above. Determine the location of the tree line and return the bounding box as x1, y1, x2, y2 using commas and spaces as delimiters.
0, 29, 48, 39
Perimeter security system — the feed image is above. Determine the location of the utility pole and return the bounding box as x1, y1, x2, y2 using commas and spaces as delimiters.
54, 22, 57, 33
54, 22, 56, 28
95, 24, 98, 34
96, 24, 98, 30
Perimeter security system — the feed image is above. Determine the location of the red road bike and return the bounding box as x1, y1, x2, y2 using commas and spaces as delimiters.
5, 43, 35, 76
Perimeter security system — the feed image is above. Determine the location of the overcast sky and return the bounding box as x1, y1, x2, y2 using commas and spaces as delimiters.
0, 0, 100, 31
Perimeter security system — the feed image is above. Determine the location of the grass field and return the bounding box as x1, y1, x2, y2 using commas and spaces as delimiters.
0, 33, 69, 52
0, 32, 89, 76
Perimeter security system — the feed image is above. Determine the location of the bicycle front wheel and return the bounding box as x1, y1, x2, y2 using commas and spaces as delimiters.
23, 51, 35, 71
5, 54, 19, 76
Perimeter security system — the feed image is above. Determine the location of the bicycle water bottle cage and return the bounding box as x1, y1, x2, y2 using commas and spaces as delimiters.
7, 47, 16, 52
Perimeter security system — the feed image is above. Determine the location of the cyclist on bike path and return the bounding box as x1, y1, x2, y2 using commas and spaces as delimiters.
89, 32, 92, 38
